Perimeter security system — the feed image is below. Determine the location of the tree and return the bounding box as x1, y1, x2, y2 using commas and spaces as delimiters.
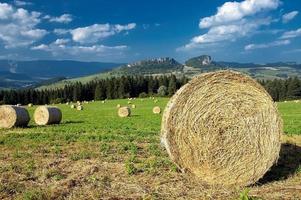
157, 85, 167, 96
168, 75, 177, 96
94, 83, 103, 100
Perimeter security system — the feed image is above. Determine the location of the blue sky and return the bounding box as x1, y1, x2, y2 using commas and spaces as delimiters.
0, 0, 300, 63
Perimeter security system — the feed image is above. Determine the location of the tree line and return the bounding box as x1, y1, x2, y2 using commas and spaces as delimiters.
0, 75, 188, 105
259, 77, 301, 102
0, 75, 301, 105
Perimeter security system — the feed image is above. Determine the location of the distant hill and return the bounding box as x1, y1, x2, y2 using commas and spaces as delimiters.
37, 57, 185, 89
0, 60, 122, 88
39, 55, 301, 90
2, 55, 301, 90
110, 57, 183, 75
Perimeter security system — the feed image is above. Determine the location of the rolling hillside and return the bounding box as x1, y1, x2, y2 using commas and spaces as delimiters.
0, 60, 122, 89
38, 55, 301, 90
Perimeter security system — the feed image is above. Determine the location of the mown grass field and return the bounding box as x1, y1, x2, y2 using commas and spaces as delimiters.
0, 98, 300, 200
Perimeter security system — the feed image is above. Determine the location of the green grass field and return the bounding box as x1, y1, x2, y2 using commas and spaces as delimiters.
0, 98, 300, 199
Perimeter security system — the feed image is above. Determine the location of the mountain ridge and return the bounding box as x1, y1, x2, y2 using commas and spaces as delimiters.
37, 55, 301, 90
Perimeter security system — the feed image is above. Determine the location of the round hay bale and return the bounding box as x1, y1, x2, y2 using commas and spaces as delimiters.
16, 104, 21, 107
118, 107, 131, 118
0, 105, 30, 128
77, 105, 83, 110
127, 101, 132, 104
102, 100, 105, 104
161, 70, 282, 186
70, 104, 75, 109
66, 102, 70, 105
154, 99, 158, 103
34, 106, 62, 125
28, 103, 33, 107
116, 104, 121, 108
153, 106, 161, 114
132, 104, 136, 109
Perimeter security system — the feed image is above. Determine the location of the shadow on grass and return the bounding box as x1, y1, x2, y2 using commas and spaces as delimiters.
62, 120, 84, 124
257, 143, 301, 184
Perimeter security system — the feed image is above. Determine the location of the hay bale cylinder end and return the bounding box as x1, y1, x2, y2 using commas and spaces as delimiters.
77, 105, 83, 111
0, 105, 30, 128
118, 107, 131, 117
34, 106, 62, 125
153, 106, 161, 114
161, 70, 282, 186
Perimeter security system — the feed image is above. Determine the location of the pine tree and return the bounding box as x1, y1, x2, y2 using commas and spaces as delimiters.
168, 75, 177, 96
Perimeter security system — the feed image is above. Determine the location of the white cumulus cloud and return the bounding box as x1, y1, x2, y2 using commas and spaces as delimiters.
179, 0, 280, 51
0, 3, 47, 48
46, 14, 73, 23
70, 23, 136, 44
244, 39, 290, 50
282, 11, 299, 23
31, 40, 128, 60
199, 0, 280, 28
14, 0, 33, 7
280, 28, 301, 39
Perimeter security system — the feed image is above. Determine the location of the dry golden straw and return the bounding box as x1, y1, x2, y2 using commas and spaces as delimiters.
118, 107, 131, 117
153, 106, 161, 114
34, 106, 62, 125
77, 105, 83, 110
161, 70, 282, 186
0, 105, 30, 128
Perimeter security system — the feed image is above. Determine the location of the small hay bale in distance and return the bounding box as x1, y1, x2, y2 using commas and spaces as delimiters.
0, 105, 30, 128
102, 100, 105, 104
127, 101, 132, 104
28, 103, 33, 107
116, 104, 121, 108
118, 106, 131, 118
153, 106, 161, 114
161, 70, 282, 187
34, 106, 62, 125
132, 104, 136, 109
70, 104, 75, 109
77, 105, 83, 111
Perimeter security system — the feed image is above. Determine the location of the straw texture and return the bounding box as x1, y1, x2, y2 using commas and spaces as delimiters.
161, 70, 282, 186
34, 106, 62, 125
118, 107, 131, 117
0, 105, 30, 128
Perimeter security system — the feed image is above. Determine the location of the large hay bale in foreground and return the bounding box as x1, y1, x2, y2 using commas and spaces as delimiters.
118, 107, 131, 117
153, 106, 161, 114
34, 106, 62, 125
161, 70, 282, 186
0, 105, 30, 128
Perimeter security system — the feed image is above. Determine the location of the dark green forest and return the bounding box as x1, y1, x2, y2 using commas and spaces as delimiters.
0, 75, 188, 105
0, 75, 300, 105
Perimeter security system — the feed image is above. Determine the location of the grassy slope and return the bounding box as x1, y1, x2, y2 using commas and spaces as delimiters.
0, 98, 300, 199
39, 66, 301, 90
37, 72, 111, 90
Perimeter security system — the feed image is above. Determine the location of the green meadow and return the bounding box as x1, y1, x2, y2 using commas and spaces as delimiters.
0, 98, 300, 199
